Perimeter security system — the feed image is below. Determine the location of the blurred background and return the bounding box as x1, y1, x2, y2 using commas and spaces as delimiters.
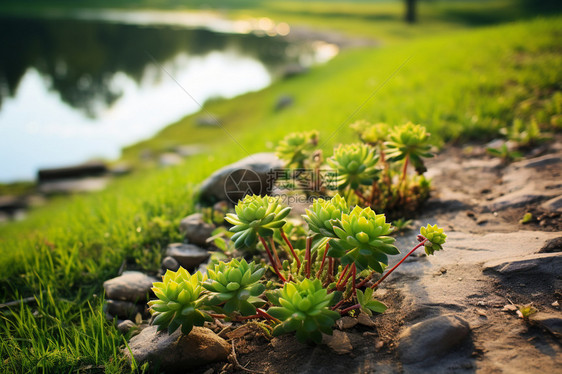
0, 0, 560, 217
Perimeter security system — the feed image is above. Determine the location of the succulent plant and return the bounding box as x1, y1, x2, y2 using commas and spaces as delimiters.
355, 288, 387, 316
148, 268, 212, 335
351, 121, 390, 145
420, 224, 447, 255
328, 206, 399, 272
327, 143, 380, 190
302, 194, 349, 237
225, 195, 291, 249
385, 122, 433, 174
275, 131, 319, 168
203, 259, 266, 316
268, 278, 340, 343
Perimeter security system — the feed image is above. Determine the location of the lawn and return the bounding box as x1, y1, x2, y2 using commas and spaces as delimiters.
0, 1, 561, 372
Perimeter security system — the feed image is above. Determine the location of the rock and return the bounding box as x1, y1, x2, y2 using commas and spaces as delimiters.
159, 153, 183, 167
541, 195, 562, 213
540, 237, 562, 253
357, 312, 376, 327
103, 272, 157, 302
105, 300, 139, 319
198, 153, 284, 205
162, 256, 180, 271
482, 252, 562, 277
123, 325, 230, 372
179, 213, 215, 246
397, 314, 470, 364
336, 316, 358, 330
118, 320, 137, 334
196, 115, 221, 127
165, 243, 210, 270
281, 64, 308, 79
323, 330, 353, 354
529, 313, 562, 340
490, 187, 551, 211
174, 145, 204, 157
518, 154, 562, 169
274, 95, 294, 111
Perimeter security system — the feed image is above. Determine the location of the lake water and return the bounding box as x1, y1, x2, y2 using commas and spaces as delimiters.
0, 12, 337, 182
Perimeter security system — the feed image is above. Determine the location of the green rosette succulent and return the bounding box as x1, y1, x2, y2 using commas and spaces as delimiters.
385, 122, 433, 174
327, 143, 380, 190
356, 288, 387, 316
268, 278, 340, 344
328, 206, 399, 272
148, 268, 212, 335
351, 120, 390, 145
275, 131, 319, 168
225, 195, 291, 249
302, 194, 349, 237
420, 224, 447, 255
203, 259, 266, 316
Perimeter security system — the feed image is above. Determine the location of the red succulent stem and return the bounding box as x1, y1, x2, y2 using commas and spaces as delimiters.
331, 299, 346, 311
400, 154, 410, 191
269, 236, 282, 269
280, 228, 301, 270
351, 264, 357, 297
316, 243, 329, 278
370, 237, 428, 289
208, 313, 227, 319
338, 265, 354, 291
328, 257, 334, 283
355, 272, 373, 289
354, 189, 370, 206
336, 264, 350, 289
305, 237, 312, 278
256, 308, 281, 323
259, 236, 287, 283
340, 304, 361, 315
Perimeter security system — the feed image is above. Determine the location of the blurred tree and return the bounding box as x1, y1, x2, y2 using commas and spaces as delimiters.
405, 0, 417, 23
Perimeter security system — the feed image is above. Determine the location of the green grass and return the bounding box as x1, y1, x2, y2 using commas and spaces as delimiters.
0, 4, 561, 372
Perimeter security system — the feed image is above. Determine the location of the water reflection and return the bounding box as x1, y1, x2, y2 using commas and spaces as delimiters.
0, 16, 329, 181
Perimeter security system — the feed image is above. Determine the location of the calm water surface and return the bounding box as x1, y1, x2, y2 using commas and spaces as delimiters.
0, 14, 336, 182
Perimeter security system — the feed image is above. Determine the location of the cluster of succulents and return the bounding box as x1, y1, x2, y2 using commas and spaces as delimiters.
275, 130, 319, 168
268, 279, 340, 343
327, 143, 380, 190
146, 120, 448, 347
203, 259, 266, 316
148, 268, 211, 335
328, 206, 399, 272
420, 224, 447, 255
225, 195, 291, 248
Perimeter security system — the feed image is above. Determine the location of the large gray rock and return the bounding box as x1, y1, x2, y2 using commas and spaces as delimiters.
482, 252, 562, 277
541, 195, 562, 213
103, 272, 157, 302
179, 213, 215, 246
165, 243, 210, 270
105, 300, 139, 319
123, 325, 230, 372
397, 314, 470, 364
198, 153, 284, 205
161, 256, 180, 271
530, 312, 562, 340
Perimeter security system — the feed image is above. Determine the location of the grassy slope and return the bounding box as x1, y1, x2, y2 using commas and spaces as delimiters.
0, 4, 561, 372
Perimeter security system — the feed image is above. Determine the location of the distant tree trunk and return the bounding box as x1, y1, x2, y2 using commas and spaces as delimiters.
405, 0, 417, 23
